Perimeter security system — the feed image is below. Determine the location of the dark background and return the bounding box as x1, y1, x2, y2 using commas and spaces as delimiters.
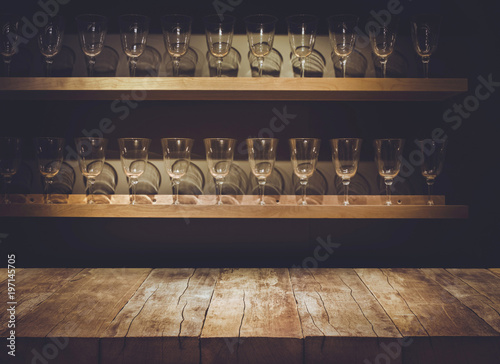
0, 0, 499, 268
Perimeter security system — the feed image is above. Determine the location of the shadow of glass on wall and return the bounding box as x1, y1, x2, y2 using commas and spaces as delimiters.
0, 162, 32, 203
333, 172, 371, 195
135, 46, 162, 77
40, 161, 75, 203
248, 167, 286, 204
91, 46, 120, 77
290, 50, 326, 78
248, 48, 283, 78
163, 48, 198, 77
292, 168, 329, 204
50, 46, 76, 77
206, 47, 241, 77
331, 49, 368, 78
84, 162, 118, 204
372, 50, 409, 78
130, 161, 161, 203
204, 164, 250, 204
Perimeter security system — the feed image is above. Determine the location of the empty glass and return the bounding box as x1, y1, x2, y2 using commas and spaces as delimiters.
330, 138, 362, 205
0, 137, 21, 203
76, 14, 108, 77
246, 138, 278, 205
328, 15, 358, 78
368, 16, 398, 78
119, 14, 150, 77
1, 14, 19, 77
204, 138, 236, 205
289, 138, 321, 205
411, 14, 441, 78
161, 14, 192, 77
34, 137, 65, 204
204, 14, 236, 77
38, 16, 65, 77
118, 138, 151, 205
75, 137, 107, 204
374, 138, 404, 205
161, 138, 194, 205
244, 14, 278, 77
287, 15, 319, 78
417, 139, 447, 205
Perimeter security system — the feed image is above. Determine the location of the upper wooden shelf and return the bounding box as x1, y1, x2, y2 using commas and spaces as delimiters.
0, 77, 467, 101
0, 194, 468, 219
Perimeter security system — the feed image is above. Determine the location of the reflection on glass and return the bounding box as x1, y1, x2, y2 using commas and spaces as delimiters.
244, 14, 278, 77
75, 137, 107, 204
76, 14, 107, 77
368, 16, 399, 78
34, 137, 65, 204
161, 14, 192, 77
417, 139, 446, 205
161, 138, 193, 205
287, 15, 318, 78
374, 138, 404, 205
118, 138, 151, 205
119, 14, 150, 77
289, 138, 321, 205
328, 14, 358, 78
247, 138, 278, 205
411, 14, 441, 78
204, 14, 236, 77
204, 138, 236, 205
330, 138, 362, 205
38, 16, 65, 77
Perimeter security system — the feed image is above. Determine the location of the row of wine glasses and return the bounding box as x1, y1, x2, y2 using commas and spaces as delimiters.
1, 13, 441, 77
0, 137, 447, 206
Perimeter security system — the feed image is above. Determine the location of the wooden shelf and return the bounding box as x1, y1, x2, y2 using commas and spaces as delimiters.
0, 194, 468, 219
1, 268, 499, 364
0, 77, 467, 101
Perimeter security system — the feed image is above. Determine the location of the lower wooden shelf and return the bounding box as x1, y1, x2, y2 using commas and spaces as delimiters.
0, 194, 468, 219
1, 268, 499, 364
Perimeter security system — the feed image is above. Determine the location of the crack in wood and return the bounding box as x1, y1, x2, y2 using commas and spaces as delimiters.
287, 269, 306, 364
178, 301, 188, 350
177, 268, 196, 306
314, 289, 341, 336
199, 275, 217, 364
236, 289, 246, 361
304, 300, 326, 336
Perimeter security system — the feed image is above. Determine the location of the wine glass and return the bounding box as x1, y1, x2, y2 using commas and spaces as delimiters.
289, 138, 321, 205
0, 137, 21, 203
411, 14, 441, 78
76, 14, 108, 77
330, 138, 362, 205
374, 138, 404, 205
118, 138, 151, 205
75, 137, 107, 204
0, 14, 19, 77
244, 14, 278, 77
204, 138, 236, 205
38, 16, 65, 77
34, 137, 65, 204
246, 138, 278, 205
119, 14, 150, 77
161, 14, 192, 77
416, 139, 447, 205
287, 15, 319, 78
328, 15, 359, 78
161, 138, 194, 205
204, 14, 236, 77
368, 16, 398, 78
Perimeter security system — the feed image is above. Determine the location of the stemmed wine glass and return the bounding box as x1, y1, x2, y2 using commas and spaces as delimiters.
411, 14, 441, 78
161, 15, 192, 77
38, 16, 65, 77
161, 138, 193, 205
289, 138, 321, 205
204, 15, 236, 77
330, 138, 362, 205
34, 137, 65, 204
246, 138, 278, 205
76, 14, 108, 77
368, 17, 398, 78
244, 14, 278, 77
1, 14, 19, 77
374, 138, 404, 206
328, 15, 359, 78
119, 14, 150, 77
416, 139, 447, 205
75, 137, 107, 204
287, 15, 319, 78
0, 137, 22, 204
204, 138, 236, 205
118, 138, 151, 205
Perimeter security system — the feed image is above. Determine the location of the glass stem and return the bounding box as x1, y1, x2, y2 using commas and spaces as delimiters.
299, 178, 308, 205
258, 178, 266, 205
88, 56, 96, 77
44, 177, 53, 204
384, 178, 393, 206
4, 58, 12, 77
87, 177, 95, 204
300, 57, 306, 78
380, 58, 387, 78
45, 58, 53, 77
130, 177, 138, 205
427, 179, 435, 205
341, 57, 347, 78
3, 176, 12, 204
129, 57, 138, 77
258, 56, 264, 77
216, 178, 224, 205
343, 178, 350, 206
422, 56, 430, 78
217, 57, 223, 77
172, 178, 180, 205
173, 57, 180, 77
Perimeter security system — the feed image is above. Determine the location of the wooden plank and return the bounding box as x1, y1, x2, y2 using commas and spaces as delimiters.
446, 269, 500, 305
201, 268, 303, 364
0, 194, 468, 219
101, 268, 219, 364
422, 269, 500, 332
4, 268, 151, 364
290, 268, 403, 364
0, 78, 468, 101
489, 268, 500, 279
